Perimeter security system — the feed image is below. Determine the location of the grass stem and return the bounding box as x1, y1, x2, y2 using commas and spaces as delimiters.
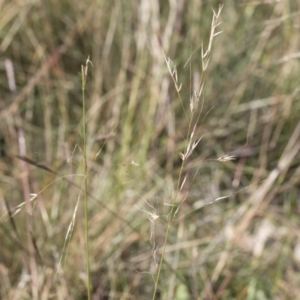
81, 57, 92, 300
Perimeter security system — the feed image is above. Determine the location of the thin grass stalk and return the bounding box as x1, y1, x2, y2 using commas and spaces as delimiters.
152, 111, 194, 300
152, 7, 223, 298
81, 57, 92, 300
151, 61, 195, 298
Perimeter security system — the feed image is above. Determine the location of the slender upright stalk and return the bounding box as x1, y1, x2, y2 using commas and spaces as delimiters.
151, 206, 174, 300
81, 58, 91, 300
152, 8, 223, 297
152, 55, 195, 299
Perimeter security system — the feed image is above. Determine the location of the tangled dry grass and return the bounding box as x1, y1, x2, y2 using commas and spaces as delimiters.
1, 1, 300, 299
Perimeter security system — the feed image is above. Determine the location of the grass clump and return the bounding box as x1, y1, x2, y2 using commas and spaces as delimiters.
1, 1, 300, 299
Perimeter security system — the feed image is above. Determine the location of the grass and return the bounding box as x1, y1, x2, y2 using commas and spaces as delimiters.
1, 1, 300, 299
81, 56, 92, 300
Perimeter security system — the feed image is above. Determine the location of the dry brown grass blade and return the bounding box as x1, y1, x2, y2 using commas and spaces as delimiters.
212, 121, 300, 283
1, 5, 95, 119
3, 43, 68, 118
235, 120, 300, 239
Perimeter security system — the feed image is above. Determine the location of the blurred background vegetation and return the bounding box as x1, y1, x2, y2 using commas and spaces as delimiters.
1, 0, 300, 299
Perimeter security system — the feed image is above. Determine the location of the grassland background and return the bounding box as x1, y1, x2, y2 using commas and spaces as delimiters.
1, 0, 300, 299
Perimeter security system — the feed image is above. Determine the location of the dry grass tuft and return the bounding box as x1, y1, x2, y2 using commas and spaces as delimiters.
1, 1, 300, 299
